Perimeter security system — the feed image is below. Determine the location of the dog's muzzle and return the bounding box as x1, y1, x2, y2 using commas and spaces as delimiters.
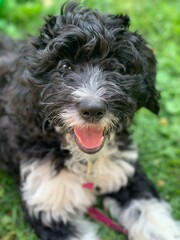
74, 99, 107, 154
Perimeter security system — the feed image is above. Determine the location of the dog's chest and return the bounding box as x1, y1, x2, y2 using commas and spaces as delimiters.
21, 132, 138, 222
64, 135, 137, 194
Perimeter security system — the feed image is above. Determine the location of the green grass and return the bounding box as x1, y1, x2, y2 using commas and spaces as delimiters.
0, 0, 180, 239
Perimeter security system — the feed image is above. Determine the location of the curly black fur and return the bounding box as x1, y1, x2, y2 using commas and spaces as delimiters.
0, 2, 160, 169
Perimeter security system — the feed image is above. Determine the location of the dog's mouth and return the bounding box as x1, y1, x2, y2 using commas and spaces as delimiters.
74, 126, 105, 154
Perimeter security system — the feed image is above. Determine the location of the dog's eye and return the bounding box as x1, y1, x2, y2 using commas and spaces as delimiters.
62, 64, 71, 70
60, 64, 72, 70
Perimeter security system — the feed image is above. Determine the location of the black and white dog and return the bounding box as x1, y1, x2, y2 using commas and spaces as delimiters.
0, 2, 179, 240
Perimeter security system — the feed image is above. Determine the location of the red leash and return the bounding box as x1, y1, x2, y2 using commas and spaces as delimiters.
88, 207, 128, 236
83, 182, 128, 236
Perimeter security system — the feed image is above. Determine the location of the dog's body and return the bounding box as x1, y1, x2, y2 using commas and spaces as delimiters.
0, 3, 179, 240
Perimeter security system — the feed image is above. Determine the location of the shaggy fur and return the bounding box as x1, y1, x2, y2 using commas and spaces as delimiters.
0, 2, 179, 240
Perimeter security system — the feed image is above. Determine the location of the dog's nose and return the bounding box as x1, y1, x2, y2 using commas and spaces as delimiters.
78, 99, 107, 121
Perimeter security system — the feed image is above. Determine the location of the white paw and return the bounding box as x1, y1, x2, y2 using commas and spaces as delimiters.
129, 224, 180, 240
122, 199, 180, 240
104, 198, 180, 240
21, 161, 96, 224
71, 219, 99, 240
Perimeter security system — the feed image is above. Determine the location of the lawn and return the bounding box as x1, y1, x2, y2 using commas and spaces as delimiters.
0, 0, 180, 239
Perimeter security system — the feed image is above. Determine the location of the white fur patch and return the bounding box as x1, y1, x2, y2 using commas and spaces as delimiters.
65, 133, 136, 194
71, 218, 99, 240
65, 153, 135, 195
72, 68, 105, 99
88, 147, 135, 194
104, 198, 180, 240
21, 161, 96, 225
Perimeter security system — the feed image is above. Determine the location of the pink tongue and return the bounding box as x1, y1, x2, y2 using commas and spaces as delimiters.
74, 126, 104, 149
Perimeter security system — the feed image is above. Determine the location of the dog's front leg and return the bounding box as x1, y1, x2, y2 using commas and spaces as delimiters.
20, 159, 99, 240
103, 165, 180, 240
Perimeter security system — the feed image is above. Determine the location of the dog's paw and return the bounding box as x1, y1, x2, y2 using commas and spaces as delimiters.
71, 219, 100, 240
123, 199, 180, 240
104, 198, 180, 240
128, 217, 180, 240
128, 223, 180, 240
21, 161, 96, 224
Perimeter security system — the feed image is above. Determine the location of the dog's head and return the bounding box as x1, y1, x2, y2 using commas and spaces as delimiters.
28, 2, 160, 154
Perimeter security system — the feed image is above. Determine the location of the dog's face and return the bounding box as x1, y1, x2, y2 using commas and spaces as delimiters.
28, 3, 159, 154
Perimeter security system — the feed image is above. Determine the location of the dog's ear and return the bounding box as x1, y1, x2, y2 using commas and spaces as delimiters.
106, 16, 160, 114
144, 83, 160, 115
136, 36, 160, 115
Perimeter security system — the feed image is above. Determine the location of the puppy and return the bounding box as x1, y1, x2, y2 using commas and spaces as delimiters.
0, 2, 179, 240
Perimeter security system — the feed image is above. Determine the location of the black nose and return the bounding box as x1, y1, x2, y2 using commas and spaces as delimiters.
78, 99, 107, 121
